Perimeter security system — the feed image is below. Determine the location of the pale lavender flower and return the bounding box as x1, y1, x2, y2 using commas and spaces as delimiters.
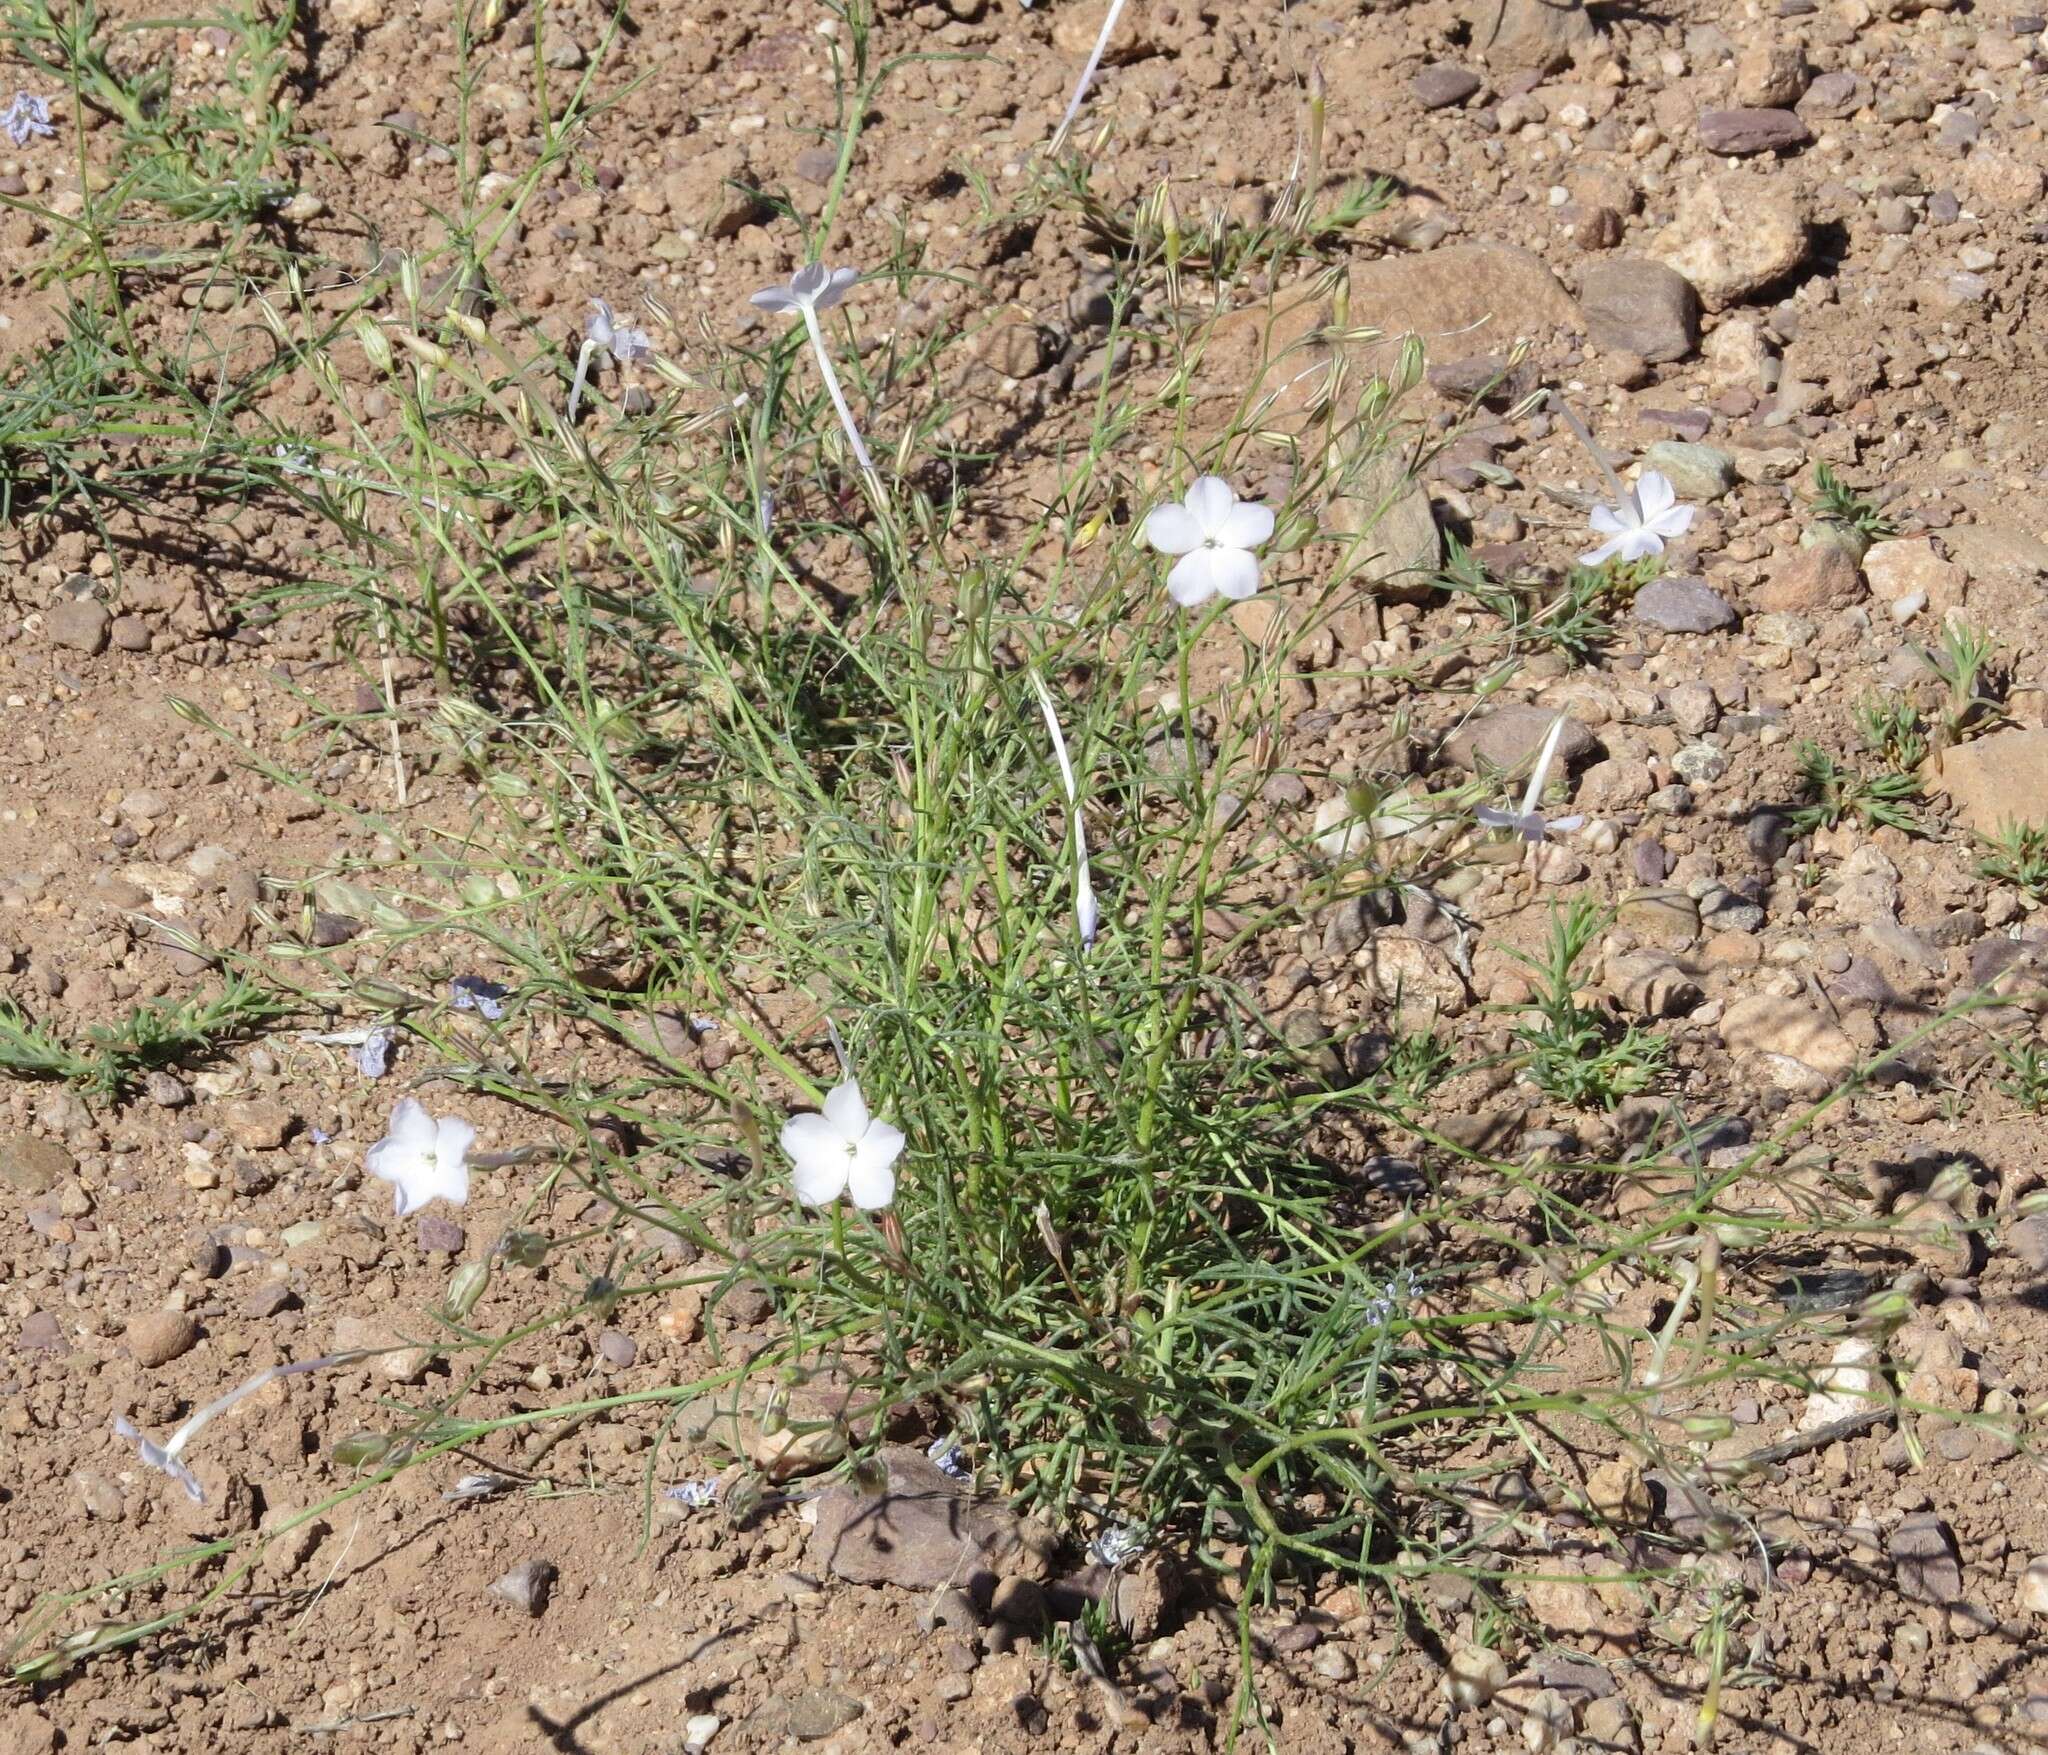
567, 298, 654, 421
666, 1477, 720, 1508
1474, 714, 1584, 845
2, 92, 54, 148
1029, 672, 1099, 951
927, 1435, 971, 1482
749, 264, 877, 487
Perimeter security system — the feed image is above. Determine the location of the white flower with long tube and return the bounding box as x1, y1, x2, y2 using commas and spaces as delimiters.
114, 1352, 361, 1503
1578, 469, 1694, 568
781, 1075, 905, 1210
1142, 476, 1275, 607
750, 263, 877, 487
1474, 713, 1584, 844
1030, 671, 1099, 950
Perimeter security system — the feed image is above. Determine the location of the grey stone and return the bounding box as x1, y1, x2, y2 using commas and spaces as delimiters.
416, 1215, 466, 1254
1799, 71, 1871, 119
1634, 576, 1737, 633
1698, 108, 1813, 155
1642, 441, 1737, 501
1578, 258, 1700, 363
786, 1689, 863, 1741
1412, 64, 1482, 109
1672, 741, 1729, 785
598, 1329, 638, 1367
242, 1281, 298, 1320
46, 598, 110, 653
2007, 1214, 2048, 1273
809, 1444, 1053, 1591
488, 1557, 558, 1616
1444, 705, 1598, 775
0, 1134, 73, 1197
1890, 1513, 1963, 1605
1479, 0, 1598, 72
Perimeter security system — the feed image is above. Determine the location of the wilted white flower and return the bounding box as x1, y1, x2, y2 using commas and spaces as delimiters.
780, 1076, 905, 1211
1579, 469, 1694, 568
112, 1415, 205, 1502
1474, 714, 1584, 845
1029, 672, 1099, 950
365, 1096, 476, 1217
2, 92, 54, 147
444, 1472, 517, 1501
749, 263, 877, 486
1143, 476, 1275, 607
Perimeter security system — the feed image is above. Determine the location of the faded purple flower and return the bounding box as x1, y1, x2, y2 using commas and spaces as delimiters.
666, 1477, 720, 1508
927, 1435, 970, 1481
449, 975, 509, 1020
3, 92, 55, 148
351, 1025, 396, 1079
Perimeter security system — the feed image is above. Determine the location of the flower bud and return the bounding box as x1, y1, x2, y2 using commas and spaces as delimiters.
353, 316, 393, 375
445, 1259, 491, 1319
333, 1432, 395, 1468
398, 252, 422, 310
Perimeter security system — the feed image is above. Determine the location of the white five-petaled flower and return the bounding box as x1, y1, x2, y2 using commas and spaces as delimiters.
1579, 469, 1694, 568
1143, 477, 1275, 607
1474, 713, 1585, 845
1030, 672, 1099, 950
780, 1076, 905, 1211
365, 1096, 476, 1218
2, 92, 54, 148
749, 264, 877, 486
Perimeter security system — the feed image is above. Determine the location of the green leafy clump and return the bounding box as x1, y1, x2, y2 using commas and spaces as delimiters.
0, 978, 289, 1099
1978, 822, 2048, 902
1993, 1035, 2048, 1114
1508, 901, 1666, 1110
1807, 462, 1896, 541
1789, 741, 1924, 836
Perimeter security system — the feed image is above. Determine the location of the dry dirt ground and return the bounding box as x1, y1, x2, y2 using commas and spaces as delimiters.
6, 0, 2048, 1749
